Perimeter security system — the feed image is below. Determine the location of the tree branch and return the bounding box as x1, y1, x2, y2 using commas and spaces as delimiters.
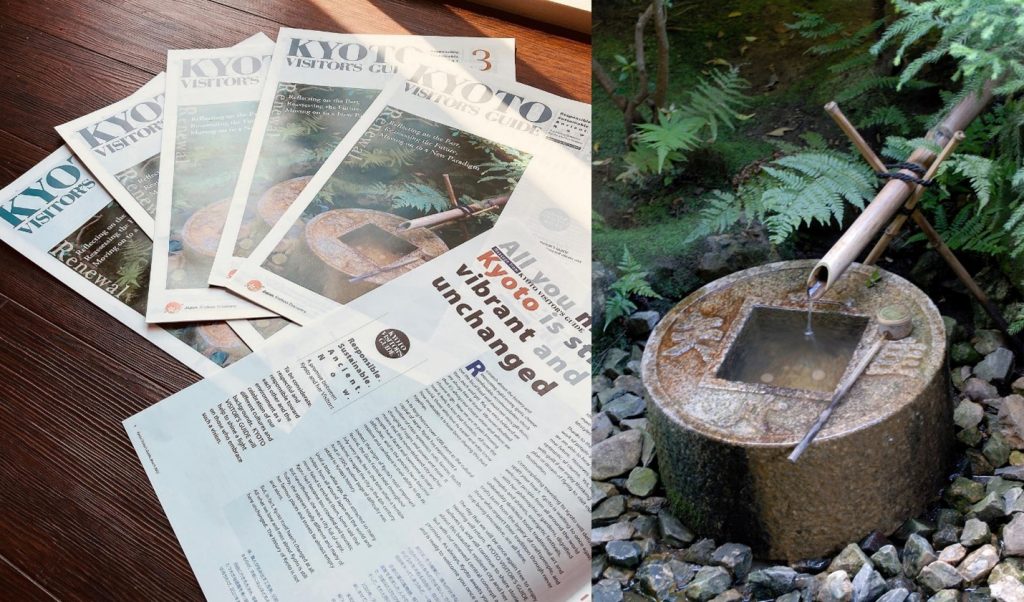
632, 3, 654, 112
592, 58, 628, 111
651, 0, 670, 110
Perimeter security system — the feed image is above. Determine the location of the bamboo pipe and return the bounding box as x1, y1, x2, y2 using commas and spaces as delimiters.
863, 131, 965, 265
396, 195, 510, 231
807, 81, 997, 299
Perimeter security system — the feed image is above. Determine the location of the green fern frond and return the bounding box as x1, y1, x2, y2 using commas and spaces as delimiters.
949, 155, 995, 208
603, 246, 662, 331
873, 0, 1024, 92
388, 183, 451, 213
881, 136, 943, 160
859, 106, 912, 135
786, 12, 842, 40
634, 113, 706, 173
624, 67, 750, 178
917, 203, 1009, 255
758, 150, 876, 243
679, 68, 751, 140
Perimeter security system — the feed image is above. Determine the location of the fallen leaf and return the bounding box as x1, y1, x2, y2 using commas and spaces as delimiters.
766, 127, 795, 137
728, 11, 743, 17
705, 58, 731, 67
740, 45, 749, 56
744, 36, 758, 42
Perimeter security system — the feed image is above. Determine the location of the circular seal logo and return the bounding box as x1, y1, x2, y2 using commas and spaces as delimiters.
246, 280, 262, 292
375, 329, 411, 359
539, 207, 570, 231
165, 301, 182, 314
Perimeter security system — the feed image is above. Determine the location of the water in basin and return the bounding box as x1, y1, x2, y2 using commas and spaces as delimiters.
717, 306, 869, 393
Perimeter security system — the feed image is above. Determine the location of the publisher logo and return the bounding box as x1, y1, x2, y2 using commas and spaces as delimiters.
246, 280, 262, 292
375, 329, 411, 359
539, 208, 570, 232
165, 301, 182, 314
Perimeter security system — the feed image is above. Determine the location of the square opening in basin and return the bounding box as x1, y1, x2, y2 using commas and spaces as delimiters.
716, 306, 869, 393
339, 223, 417, 265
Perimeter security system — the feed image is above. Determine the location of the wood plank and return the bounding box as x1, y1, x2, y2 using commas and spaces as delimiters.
0, 555, 57, 602
2, 0, 280, 76
0, 130, 48, 186
0, 19, 151, 151
0, 299, 202, 600
0, 244, 200, 389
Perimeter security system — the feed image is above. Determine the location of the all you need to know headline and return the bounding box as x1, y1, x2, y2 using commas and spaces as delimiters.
433, 243, 591, 397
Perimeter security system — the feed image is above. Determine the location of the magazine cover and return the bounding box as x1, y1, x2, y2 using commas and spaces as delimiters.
145, 39, 280, 324
206, 31, 516, 346
124, 163, 591, 599
225, 61, 590, 324
56, 33, 274, 239
0, 148, 251, 377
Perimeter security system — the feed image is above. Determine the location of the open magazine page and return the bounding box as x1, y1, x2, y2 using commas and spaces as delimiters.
225, 61, 591, 324
146, 40, 281, 323
0, 148, 251, 377
209, 31, 516, 348
55, 33, 274, 239
123, 163, 591, 600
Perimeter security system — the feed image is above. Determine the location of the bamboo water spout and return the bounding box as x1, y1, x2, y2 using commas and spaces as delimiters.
396, 195, 510, 231
806, 81, 997, 300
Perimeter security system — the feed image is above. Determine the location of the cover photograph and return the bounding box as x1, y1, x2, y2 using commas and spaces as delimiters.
225, 60, 591, 324
146, 39, 281, 324
0, 148, 251, 377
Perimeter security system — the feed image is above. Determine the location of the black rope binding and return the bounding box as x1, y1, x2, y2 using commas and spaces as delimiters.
875, 161, 934, 187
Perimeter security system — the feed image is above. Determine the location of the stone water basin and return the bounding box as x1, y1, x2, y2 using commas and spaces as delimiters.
641, 260, 951, 560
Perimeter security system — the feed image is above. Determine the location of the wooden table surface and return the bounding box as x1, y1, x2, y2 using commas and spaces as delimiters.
0, 1, 589, 599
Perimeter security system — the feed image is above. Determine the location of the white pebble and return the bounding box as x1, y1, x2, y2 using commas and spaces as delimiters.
812, 369, 826, 381
760, 373, 774, 383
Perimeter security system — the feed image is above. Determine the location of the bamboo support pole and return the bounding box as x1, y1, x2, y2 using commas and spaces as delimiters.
442, 173, 471, 239
863, 131, 965, 265
825, 102, 886, 172
442, 174, 459, 209
909, 210, 1022, 355
807, 83, 997, 300
813, 93, 1022, 353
